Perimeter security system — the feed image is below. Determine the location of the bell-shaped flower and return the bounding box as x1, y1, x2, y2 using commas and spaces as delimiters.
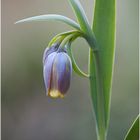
43, 44, 72, 98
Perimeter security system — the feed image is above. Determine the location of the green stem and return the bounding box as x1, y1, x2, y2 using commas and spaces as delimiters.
59, 32, 81, 49
48, 30, 79, 47
89, 49, 106, 140
66, 42, 89, 78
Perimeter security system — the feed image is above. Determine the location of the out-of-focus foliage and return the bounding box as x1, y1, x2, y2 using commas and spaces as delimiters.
124, 115, 139, 140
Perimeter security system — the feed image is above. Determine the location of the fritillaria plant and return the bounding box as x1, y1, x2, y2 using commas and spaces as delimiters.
15, 0, 139, 140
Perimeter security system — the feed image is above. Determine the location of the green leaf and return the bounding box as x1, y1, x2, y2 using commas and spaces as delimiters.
124, 115, 139, 140
15, 14, 80, 30
68, 0, 98, 51
93, 0, 116, 129
68, 0, 90, 33
89, 0, 116, 139
66, 42, 89, 78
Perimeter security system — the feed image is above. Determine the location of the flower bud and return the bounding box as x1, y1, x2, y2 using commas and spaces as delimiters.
43, 45, 72, 98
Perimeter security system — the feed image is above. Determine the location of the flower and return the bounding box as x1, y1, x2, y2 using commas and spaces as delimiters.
43, 44, 72, 98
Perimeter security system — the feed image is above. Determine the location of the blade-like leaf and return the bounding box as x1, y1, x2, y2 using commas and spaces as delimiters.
15, 14, 80, 30
93, 0, 116, 129
68, 0, 98, 51
68, 0, 90, 33
124, 115, 139, 140
89, 0, 116, 139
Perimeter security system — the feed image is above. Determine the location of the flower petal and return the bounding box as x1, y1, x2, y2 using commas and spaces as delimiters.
43, 52, 57, 95
43, 43, 58, 64
52, 52, 72, 95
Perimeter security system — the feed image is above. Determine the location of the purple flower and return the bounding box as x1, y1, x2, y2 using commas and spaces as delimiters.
43, 44, 72, 98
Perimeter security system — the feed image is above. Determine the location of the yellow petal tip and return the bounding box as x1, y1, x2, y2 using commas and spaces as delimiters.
48, 90, 64, 98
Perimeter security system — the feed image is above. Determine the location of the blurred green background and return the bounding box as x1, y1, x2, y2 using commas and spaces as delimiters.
2, 0, 139, 140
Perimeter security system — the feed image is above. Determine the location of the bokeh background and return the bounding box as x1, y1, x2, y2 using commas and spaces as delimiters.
2, 0, 139, 140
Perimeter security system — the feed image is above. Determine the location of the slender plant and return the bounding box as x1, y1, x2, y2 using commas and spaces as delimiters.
15, 0, 139, 140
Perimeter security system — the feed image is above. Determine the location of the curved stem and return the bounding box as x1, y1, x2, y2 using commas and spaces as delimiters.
59, 33, 79, 49
66, 42, 89, 78
48, 30, 80, 47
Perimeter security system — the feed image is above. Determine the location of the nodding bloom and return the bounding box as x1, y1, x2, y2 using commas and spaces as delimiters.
43, 43, 72, 98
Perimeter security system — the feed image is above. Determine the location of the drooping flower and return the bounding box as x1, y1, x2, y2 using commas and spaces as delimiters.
43, 44, 72, 98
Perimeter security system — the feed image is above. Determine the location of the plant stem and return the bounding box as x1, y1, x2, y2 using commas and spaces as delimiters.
89, 49, 106, 140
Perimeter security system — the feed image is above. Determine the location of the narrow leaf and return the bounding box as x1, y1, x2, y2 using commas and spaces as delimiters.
68, 0, 98, 51
124, 115, 139, 140
90, 0, 116, 138
68, 0, 90, 33
93, 0, 116, 129
15, 14, 80, 30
